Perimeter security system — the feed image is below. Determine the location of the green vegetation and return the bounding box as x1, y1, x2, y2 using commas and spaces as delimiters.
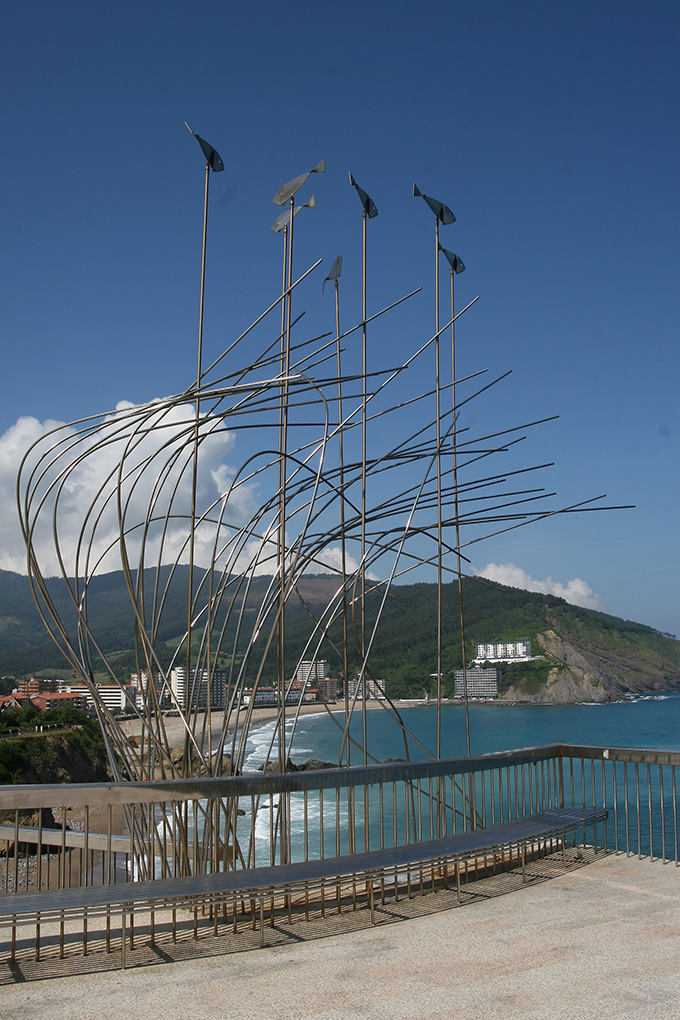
497, 657, 560, 696
0, 702, 93, 735
0, 676, 15, 696
0, 706, 108, 785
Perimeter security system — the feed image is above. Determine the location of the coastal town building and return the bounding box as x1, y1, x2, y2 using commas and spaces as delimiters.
316, 677, 339, 702
242, 686, 310, 707
474, 640, 532, 663
453, 667, 501, 700
1, 679, 88, 714
346, 676, 386, 701
63, 682, 138, 713
130, 671, 165, 700
17, 678, 60, 698
169, 668, 226, 709
293, 660, 330, 685
0, 693, 34, 712
32, 690, 89, 712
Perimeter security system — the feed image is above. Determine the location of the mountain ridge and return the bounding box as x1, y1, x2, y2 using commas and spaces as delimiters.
0, 567, 678, 703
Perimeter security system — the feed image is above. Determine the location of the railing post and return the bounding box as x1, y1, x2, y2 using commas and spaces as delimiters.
613, 760, 620, 855
659, 766, 666, 864
602, 757, 608, 853
672, 767, 678, 866
647, 764, 654, 862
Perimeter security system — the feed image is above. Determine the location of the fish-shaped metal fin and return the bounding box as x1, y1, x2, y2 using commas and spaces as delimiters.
273, 159, 325, 206
271, 195, 316, 233
185, 122, 225, 172
413, 182, 455, 224
349, 172, 378, 218
438, 244, 466, 274
322, 254, 343, 292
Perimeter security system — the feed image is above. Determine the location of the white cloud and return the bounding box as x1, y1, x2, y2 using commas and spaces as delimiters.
0, 415, 64, 573
2, 402, 372, 588
308, 545, 362, 576
1, 400, 258, 577
2, 401, 424, 593
473, 562, 603, 610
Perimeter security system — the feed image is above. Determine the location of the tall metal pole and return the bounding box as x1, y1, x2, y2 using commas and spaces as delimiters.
434, 216, 443, 761
184, 125, 224, 778
449, 261, 471, 757
270, 161, 323, 793
185, 158, 210, 774
280, 194, 295, 777
272, 198, 295, 873
361, 207, 368, 769
413, 184, 455, 766
277, 221, 289, 778
334, 273, 350, 769
348, 173, 377, 779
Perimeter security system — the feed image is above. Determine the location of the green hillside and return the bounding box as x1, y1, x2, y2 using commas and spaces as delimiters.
0, 568, 678, 702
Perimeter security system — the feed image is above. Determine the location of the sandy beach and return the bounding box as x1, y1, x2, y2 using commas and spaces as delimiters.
119, 698, 422, 756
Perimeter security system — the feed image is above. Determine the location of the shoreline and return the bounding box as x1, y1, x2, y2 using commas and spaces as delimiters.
119, 691, 676, 754
117, 692, 680, 772
119, 698, 416, 755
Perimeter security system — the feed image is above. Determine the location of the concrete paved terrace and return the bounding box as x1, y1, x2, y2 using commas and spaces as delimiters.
1, 853, 678, 1020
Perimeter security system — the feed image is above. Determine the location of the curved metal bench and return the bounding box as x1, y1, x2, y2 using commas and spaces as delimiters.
1, 805, 607, 968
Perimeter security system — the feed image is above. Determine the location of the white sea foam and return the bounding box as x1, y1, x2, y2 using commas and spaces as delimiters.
244, 787, 354, 864
243, 719, 279, 770
243, 716, 317, 771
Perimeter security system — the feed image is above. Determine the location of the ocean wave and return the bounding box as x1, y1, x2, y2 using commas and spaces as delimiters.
243, 715, 321, 771
244, 789, 353, 863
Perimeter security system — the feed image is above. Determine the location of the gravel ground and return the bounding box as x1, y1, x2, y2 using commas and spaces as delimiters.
1, 854, 679, 1020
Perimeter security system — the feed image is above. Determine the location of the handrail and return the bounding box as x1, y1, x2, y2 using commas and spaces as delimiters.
0, 743, 566, 809
556, 744, 680, 767
1, 742, 677, 943
2, 743, 680, 810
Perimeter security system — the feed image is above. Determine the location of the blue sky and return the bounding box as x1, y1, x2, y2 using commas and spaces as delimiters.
1, 0, 678, 636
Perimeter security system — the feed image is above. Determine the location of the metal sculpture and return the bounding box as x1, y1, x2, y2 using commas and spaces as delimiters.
16, 148, 616, 876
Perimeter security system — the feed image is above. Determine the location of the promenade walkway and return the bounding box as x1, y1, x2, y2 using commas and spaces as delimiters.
1, 854, 678, 1020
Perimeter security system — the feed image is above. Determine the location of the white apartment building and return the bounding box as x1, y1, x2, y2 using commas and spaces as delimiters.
293, 660, 330, 685
475, 640, 532, 663
346, 675, 386, 701
65, 683, 138, 713
130, 671, 164, 695
453, 667, 501, 700
169, 668, 226, 709
242, 687, 309, 707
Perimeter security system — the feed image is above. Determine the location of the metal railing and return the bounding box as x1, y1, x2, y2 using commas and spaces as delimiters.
2, 743, 678, 899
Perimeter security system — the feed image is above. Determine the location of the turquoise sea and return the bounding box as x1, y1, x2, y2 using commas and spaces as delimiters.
236, 693, 680, 864
244, 692, 680, 770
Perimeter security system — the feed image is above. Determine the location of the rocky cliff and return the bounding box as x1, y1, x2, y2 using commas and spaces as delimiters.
498, 624, 680, 704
